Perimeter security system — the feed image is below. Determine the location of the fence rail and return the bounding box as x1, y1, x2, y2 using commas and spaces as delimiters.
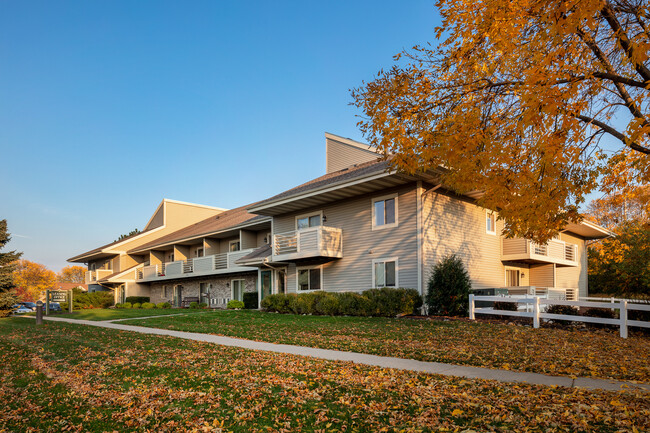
469, 294, 650, 338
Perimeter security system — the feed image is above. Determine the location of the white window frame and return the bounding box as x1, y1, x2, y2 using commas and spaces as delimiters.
194, 247, 204, 257
229, 240, 241, 252
372, 257, 399, 288
166, 251, 175, 262
372, 193, 398, 230
486, 210, 496, 235
163, 285, 169, 299
296, 265, 323, 292
295, 211, 323, 231
231, 279, 245, 301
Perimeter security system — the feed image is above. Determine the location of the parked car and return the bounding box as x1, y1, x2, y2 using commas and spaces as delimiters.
48, 302, 62, 312
13, 306, 33, 314
19, 302, 38, 311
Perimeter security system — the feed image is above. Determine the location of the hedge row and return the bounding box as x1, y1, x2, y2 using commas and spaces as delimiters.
261, 288, 422, 317
61, 289, 114, 310
116, 302, 171, 309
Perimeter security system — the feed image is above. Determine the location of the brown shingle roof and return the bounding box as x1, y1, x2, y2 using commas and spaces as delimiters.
129, 204, 270, 253
235, 244, 271, 264
249, 158, 389, 210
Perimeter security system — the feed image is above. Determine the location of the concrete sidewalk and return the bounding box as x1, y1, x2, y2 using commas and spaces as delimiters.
38, 315, 650, 393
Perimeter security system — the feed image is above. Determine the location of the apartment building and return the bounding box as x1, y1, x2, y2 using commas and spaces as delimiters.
69, 133, 612, 306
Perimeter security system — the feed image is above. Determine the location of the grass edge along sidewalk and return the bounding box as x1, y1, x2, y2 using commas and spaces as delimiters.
1, 318, 649, 432
37, 315, 650, 393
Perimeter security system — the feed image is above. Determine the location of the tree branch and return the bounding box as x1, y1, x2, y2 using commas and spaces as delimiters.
601, 2, 650, 83
574, 114, 650, 154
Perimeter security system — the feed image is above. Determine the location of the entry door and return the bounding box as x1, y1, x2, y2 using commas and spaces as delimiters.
173, 285, 183, 307
276, 270, 286, 294
505, 269, 520, 287
118, 285, 126, 304
261, 271, 272, 300
199, 283, 210, 305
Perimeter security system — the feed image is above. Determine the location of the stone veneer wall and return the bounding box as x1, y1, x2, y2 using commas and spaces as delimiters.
148, 271, 257, 307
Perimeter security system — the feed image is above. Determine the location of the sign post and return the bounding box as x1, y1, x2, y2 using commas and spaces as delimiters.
68, 290, 73, 313
45, 290, 50, 315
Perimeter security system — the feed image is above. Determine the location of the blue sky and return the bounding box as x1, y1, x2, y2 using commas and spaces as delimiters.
0, 1, 438, 271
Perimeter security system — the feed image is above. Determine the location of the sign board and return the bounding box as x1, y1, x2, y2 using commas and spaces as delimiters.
49, 291, 67, 302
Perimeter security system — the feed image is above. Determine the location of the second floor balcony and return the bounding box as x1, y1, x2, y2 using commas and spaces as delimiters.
501, 238, 578, 267
85, 269, 114, 283
272, 226, 343, 262
136, 249, 257, 282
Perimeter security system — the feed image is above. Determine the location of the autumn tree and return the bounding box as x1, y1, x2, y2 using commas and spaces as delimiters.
352, 0, 649, 243
587, 186, 649, 295
57, 265, 86, 284
0, 220, 22, 292
13, 260, 56, 301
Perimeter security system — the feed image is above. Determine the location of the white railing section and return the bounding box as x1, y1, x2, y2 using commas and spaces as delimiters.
469, 295, 650, 338
85, 269, 113, 283
502, 238, 578, 263
135, 249, 256, 281
502, 286, 578, 301
273, 226, 343, 257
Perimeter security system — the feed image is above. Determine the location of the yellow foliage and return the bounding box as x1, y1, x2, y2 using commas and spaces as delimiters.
352, 0, 650, 243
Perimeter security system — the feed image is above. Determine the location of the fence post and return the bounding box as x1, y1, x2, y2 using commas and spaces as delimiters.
620, 300, 628, 339
468, 294, 475, 320
533, 297, 540, 329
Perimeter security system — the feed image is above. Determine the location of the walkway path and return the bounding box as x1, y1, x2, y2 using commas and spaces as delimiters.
38, 316, 650, 393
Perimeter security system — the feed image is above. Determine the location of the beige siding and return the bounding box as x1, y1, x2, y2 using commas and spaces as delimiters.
274, 185, 419, 293
240, 230, 257, 250
529, 264, 555, 287
326, 137, 379, 174
555, 232, 588, 296
257, 231, 270, 247
220, 236, 240, 253
421, 190, 504, 291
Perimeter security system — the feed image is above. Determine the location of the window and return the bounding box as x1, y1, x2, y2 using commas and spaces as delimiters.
231, 279, 245, 301
166, 252, 175, 262
486, 211, 496, 234
297, 267, 321, 291
296, 212, 321, 230
195, 248, 204, 257
163, 285, 170, 299
373, 258, 398, 287
229, 240, 240, 252
90, 263, 96, 271
372, 195, 397, 229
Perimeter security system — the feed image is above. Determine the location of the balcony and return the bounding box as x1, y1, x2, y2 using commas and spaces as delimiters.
501, 238, 578, 267
136, 249, 257, 282
272, 226, 343, 262
85, 269, 114, 283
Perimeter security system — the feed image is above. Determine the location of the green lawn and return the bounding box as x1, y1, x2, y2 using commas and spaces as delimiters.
121, 310, 650, 383
0, 318, 647, 432
51, 308, 213, 321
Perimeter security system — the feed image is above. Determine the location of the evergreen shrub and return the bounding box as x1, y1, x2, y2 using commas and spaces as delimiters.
426, 255, 472, 316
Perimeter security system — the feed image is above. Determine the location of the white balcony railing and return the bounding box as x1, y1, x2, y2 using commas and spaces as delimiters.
272, 226, 343, 260
501, 238, 578, 266
136, 249, 256, 281
85, 269, 114, 283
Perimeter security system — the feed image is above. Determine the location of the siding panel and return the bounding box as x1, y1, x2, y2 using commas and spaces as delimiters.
326, 138, 379, 174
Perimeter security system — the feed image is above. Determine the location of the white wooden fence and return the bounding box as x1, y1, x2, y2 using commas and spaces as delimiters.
469, 294, 650, 338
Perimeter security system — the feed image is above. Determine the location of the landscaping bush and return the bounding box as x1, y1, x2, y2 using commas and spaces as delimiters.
227, 300, 245, 309
157, 302, 171, 309
426, 254, 471, 316
132, 302, 141, 309
141, 302, 155, 309
125, 296, 150, 304
363, 287, 422, 317
493, 301, 519, 311
199, 302, 208, 308
582, 307, 617, 328
189, 302, 199, 309
261, 288, 422, 317
243, 292, 259, 309
122, 302, 132, 309
545, 304, 580, 316
69, 288, 114, 309
115, 303, 123, 309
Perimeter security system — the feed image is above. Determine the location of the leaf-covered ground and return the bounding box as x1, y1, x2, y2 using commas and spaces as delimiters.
0, 318, 648, 432
121, 310, 650, 383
